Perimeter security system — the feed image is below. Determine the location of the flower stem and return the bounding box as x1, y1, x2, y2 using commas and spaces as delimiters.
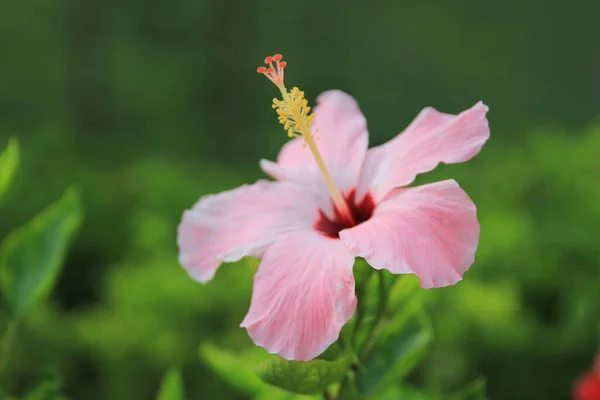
0, 321, 18, 377
359, 271, 388, 362
340, 272, 390, 398
369, 270, 387, 339
350, 270, 373, 348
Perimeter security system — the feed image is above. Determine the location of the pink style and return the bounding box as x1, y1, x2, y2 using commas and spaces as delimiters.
177, 54, 490, 361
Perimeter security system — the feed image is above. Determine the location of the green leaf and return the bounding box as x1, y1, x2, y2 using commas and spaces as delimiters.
449, 378, 487, 400
255, 386, 321, 400
18, 370, 69, 400
156, 368, 185, 400
337, 372, 367, 400
256, 355, 354, 395
200, 343, 323, 399
387, 274, 421, 311
200, 343, 268, 396
372, 384, 431, 400
0, 137, 20, 204
355, 312, 433, 395
352, 258, 373, 287
0, 187, 83, 317
24, 380, 69, 400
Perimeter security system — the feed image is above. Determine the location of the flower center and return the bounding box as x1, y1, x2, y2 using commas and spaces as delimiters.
257, 54, 356, 226
313, 189, 375, 238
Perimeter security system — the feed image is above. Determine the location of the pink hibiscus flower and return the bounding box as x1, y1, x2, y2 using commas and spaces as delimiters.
177, 54, 490, 361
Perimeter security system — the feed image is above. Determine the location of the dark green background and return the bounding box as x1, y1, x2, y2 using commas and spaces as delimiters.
1, 0, 599, 399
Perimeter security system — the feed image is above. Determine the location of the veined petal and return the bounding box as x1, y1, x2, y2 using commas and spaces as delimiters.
177, 180, 317, 283
260, 90, 369, 217
356, 102, 490, 202
340, 180, 479, 289
241, 230, 357, 361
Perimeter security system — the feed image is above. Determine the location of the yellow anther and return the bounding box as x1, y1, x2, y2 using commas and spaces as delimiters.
271, 86, 315, 139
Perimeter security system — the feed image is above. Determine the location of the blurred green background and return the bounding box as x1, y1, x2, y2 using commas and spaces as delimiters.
1, 0, 600, 399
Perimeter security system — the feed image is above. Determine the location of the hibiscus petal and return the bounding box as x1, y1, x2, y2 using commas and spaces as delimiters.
340, 180, 479, 289
260, 90, 369, 217
241, 231, 357, 361
356, 102, 490, 202
177, 180, 317, 283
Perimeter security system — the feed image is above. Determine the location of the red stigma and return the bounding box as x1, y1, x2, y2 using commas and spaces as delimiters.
256, 53, 287, 87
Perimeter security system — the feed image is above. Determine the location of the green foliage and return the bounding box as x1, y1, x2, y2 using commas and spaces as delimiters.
156, 368, 185, 400
21, 380, 69, 400
356, 314, 433, 395
200, 343, 269, 396
387, 274, 422, 311
0, 137, 19, 205
254, 389, 320, 400
0, 188, 83, 317
200, 343, 322, 400
448, 379, 487, 400
364, 379, 487, 400
256, 355, 354, 395
373, 385, 431, 400
0, 371, 69, 400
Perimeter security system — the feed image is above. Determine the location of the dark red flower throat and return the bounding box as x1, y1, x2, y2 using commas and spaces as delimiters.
314, 189, 375, 238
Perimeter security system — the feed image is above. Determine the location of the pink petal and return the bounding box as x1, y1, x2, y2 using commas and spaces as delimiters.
356, 102, 490, 202
260, 90, 368, 217
241, 231, 357, 361
177, 180, 317, 283
340, 180, 479, 289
